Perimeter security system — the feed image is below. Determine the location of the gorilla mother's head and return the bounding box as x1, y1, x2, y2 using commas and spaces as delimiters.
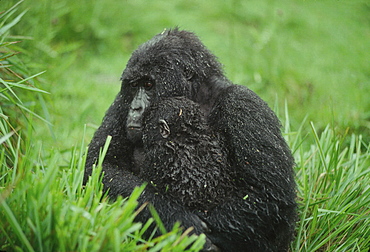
121, 28, 225, 144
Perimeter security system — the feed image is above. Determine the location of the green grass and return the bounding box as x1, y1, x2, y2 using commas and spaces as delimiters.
0, 134, 206, 251
1, 0, 370, 251
289, 123, 370, 251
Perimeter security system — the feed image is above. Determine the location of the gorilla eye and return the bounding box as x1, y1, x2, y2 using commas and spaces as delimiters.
130, 82, 138, 88
144, 81, 153, 89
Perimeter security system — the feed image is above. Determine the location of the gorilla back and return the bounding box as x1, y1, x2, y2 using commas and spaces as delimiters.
84, 28, 297, 252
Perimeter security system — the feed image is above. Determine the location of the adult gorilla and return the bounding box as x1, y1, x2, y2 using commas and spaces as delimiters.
84, 28, 296, 252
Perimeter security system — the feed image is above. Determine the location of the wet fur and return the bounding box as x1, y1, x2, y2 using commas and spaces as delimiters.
84, 28, 297, 252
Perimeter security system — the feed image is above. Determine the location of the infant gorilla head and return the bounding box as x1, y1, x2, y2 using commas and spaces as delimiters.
141, 97, 233, 211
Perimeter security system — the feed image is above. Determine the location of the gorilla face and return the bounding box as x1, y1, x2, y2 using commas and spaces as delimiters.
120, 29, 224, 144
123, 76, 156, 143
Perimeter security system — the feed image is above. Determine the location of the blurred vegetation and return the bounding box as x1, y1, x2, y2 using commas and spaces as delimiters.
2, 0, 370, 150
1, 0, 369, 251
0, 0, 48, 173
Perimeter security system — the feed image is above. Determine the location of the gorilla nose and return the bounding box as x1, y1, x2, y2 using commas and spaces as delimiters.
131, 103, 143, 111
127, 112, 142, 129
129, 106, 143, 117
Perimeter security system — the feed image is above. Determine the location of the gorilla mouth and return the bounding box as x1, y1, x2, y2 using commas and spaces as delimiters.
127, 121, 142, 131
128, 126, 141, 130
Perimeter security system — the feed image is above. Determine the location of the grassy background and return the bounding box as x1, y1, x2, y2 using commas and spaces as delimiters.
1, 0, 369, 251
3, 0, 370, 150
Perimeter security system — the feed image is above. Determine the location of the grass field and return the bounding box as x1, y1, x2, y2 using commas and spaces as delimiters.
1, 0, 369, 251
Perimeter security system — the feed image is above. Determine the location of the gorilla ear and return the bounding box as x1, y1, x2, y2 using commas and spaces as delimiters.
159, 119, 170, 138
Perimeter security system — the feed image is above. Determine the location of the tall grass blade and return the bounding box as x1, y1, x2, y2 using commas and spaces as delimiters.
0, 199, 35, 252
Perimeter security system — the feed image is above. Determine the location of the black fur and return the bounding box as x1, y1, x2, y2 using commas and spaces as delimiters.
84, 28, 297, 252
141, 97, 234, 211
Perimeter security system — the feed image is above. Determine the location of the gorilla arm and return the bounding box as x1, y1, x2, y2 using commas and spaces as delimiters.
204, 84, 297, 251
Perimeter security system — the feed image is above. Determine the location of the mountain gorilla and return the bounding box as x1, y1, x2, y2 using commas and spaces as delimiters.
84, 28, 297, 251
141, 97, 234, 211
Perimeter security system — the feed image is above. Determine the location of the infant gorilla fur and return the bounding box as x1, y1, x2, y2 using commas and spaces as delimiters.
140, 97, 235, 211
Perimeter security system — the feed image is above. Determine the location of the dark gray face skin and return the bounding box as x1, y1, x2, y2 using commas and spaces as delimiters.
125, 78, 154, 144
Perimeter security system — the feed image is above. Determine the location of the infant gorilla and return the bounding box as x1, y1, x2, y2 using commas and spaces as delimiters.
140, 97, 234, 211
